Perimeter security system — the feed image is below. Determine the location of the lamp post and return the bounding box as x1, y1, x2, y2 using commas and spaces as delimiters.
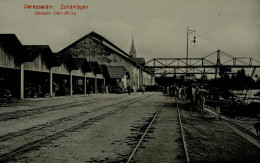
186, 27, 196, 75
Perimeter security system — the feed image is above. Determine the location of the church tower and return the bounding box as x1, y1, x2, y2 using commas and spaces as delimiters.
129, 35, 137, 58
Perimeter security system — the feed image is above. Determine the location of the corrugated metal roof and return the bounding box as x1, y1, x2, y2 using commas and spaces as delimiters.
99, 64, 109, 78
23, 45, 52, 62
0, 34, 26, 61
73, 58, 91, 72
52, 52, 68, 66
58, 31, 146, 69
88, 62, 101, 74
52, 53, 78, 70
73, 58, 85, 68
130, 58, 145, 65
107, 66, 127, 79
88, 32, 131, 58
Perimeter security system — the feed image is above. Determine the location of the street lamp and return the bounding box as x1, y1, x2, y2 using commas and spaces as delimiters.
186, 27, 196, 75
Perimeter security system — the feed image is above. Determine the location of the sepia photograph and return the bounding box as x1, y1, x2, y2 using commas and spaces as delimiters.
0, 0, 260, 162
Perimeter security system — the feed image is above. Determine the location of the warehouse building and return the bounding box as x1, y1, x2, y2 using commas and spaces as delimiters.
106, 66, 130, 93
0, 34, 103, 99
1, 32, 155, 99
0, 34, 23, 98
59, 31, 154, 92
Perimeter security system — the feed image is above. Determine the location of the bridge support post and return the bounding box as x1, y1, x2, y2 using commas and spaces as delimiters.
215, 50, 221, 79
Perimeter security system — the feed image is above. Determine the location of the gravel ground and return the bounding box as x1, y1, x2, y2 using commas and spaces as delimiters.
132, 95, 185, 163
179, 98, 260, 162
230, 116, 259, 137
0, 92, 185, 162
1, 92, 260, 162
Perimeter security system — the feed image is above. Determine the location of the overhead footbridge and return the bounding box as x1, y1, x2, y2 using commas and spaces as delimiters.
145, 50, 260, 78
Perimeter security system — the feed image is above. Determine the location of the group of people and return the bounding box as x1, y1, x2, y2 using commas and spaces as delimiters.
169, 84, 207, 111
126, 84, 146, 95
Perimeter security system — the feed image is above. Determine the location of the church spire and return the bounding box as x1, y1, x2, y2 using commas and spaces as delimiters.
129, 35, 137, 58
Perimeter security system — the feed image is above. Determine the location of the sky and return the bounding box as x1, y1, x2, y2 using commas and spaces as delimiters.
1, 0, 260, 75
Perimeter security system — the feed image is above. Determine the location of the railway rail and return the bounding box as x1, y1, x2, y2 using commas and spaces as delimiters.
126, 104, 164, 163
176, 97, 190, 163
4, 93, 256, 162
0, 94, 132, 121
126, 96, 189, 163
0, 94, 152, 162
175, 95, 260, 162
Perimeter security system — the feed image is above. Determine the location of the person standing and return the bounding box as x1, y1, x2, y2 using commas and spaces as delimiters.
191, 85, 196, 105
181, 86, 186, 99
198, 89, 206, 111
169, 86, 174, 98
86, 84, 91, 95
127, 84, 131, 95
142, 84, 145, 94
101, 84, 105, 94
105, 84, 109, 94
175, 85, 179, 98
187, 84, 195, 109
195, 86, 200, 106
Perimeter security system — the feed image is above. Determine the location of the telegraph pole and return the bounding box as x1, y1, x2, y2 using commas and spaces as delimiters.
186, 27, 196, 75
186, 27, 189, 75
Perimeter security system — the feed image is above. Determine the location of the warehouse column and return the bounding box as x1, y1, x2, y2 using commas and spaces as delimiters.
137, 69, 140, 90
50, 67, 53, 97
20, 63, 24, 99
70, 71, 73, 95
84, 73, 87, 94
95, 76, 97, 93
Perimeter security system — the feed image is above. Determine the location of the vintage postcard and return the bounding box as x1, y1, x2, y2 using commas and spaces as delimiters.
1, 0, 260, 162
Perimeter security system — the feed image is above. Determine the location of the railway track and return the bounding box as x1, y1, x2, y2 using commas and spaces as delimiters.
126, 96, 189, 163
176, 96, 260, 162
126, 104, 164, 163
176, 97, 190, 163
0, 94, 132, 121
124, 94, 260, 163
0, 94, 153, 162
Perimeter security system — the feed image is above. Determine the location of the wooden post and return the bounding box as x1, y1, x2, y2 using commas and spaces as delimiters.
50, 67, 53, 97
84, 73, 87, 94
233, 58, 236, 66
20, 63, 24, 99
216, 50, 221, 65
95, 76, 97, 93
215, 67, 218, 80
215, 50, 221, 80
137, 68, 140, 90
174, 67, 176, 77
70, 71, 73, 95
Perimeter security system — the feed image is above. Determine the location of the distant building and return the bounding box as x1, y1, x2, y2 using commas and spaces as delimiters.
129, 36, 137, 58
107, 66, 129, 90
59, 31, 154, 91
